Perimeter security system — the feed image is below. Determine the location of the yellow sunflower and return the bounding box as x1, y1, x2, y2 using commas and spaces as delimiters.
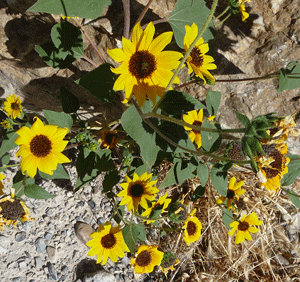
98, 130, 119, 149
107, 22, 183, 107
256, 144, 290, 192
183, 109, 215, 148
183, 23, 217, 84
0, 188, 33, 230
15, 117, 71, 178
0, 173, 4, 195
3, 94, 22, 119
86, 222, 130, 265
183, 208, 202, 246
228, 212, 263, 244
216, 177, 245, 211
117, 172, 159, 213
141, 193, 171, 224
160, 252, 179, 275
131, 245, 164, 274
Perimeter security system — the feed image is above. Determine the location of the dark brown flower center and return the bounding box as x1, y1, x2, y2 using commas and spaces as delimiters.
238, 221, 249, 231
136, 250, 152, 267
11, 102, 20, 110
128, 51, 157, 79
262, 148, 283, 178
227, 189, 235, 199
129, 183, 145, 198
0, 199, 25, 220
190, 47, 203, 68
105, 132, 116, 145
187, 220, 197, 236
228, 142, 244, 161
101, 233, 116, 249
30, 135, 52, 157
192, 120, 202, 134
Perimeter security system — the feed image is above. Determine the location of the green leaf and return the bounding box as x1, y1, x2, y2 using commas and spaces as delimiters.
286, 189, 300, 209
0, 130, 18, 159
43, 109, 73, 130
169, 0, 215, 49
278, 61, 300, 92
282, 156, 300, 186
191, 185, 205, 201
76, 64, 116, 103
95, 149, 114, 171
197, 163, 209, 185
51, 21, 83, 59
122, 224, 140, 253
206, 91, 221, 116
201, 119, 220, 152
159, 164, 176, 189
75, 168, 99, 190
235, 111, 251, 127
222, 209, 234, 229
103, 169, 120, 193
159, 90, 205, 116
24, 184, 56, 199
39, 164, 70, 180
211, 163, 228, 197
13, 171, 35, 197
121, 103, 160, 168
60, 86, 80, 113
28, 0, 111, 20
1, 153, 11, 166
136, 225, 146, 242
174, 157, 197, 185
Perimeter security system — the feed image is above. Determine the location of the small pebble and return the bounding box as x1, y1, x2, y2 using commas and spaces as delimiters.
34, 256, 43, 269
35, 237, 46, 253
44, 232, 53, 241
88, 200, 96, 209
46, 208, 53, 216
12, 278, 20, 282
47, 262, 57, 280
15, 231, 26, 242
18, 260, 27, 271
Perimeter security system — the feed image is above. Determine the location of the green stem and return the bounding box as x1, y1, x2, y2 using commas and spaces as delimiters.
152, 0, 219, 113
1, 164, 20, 169
112, 197, 128, 225
215, 12, 231, 27
214, 6, 230, 20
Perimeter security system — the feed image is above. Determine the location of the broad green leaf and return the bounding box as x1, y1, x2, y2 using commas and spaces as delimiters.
60, 86, 80, 113
136, 225, 146, 242
103, 169, 120, 193
76, 64, 116, 103
51, 21, 83, 59
206, 91, 221, 116
43, 109, 73, 131
174, 157, 197, 185
24, 184, 56, 199
197, 163, 209, 185
75, 168, 99, 190
159, 90, 205, 116
201, 119, 220, 152
39, 164, 70, 180
121, 104, 159, 168
235, 111, 250, 127
95, 149, 114, 171
278, 61, 300, 93
169, 0, 215, 49
13, 171, 35, 197
122, 224, 140, 253
282, 155, 300, 186
28, 0, 111, 20
1, 153, 11, 166
0, 130, 18, 159
222, 209, 234, 229
191, 185, 205, 201
159, 164, 176, 189
286, 189, 300, 209
211, 163, 228, 197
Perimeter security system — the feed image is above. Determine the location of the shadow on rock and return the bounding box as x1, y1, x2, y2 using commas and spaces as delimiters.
75, 258, 103, 281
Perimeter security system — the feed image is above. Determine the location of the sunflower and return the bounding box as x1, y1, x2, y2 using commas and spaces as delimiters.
183, 109, 215, 148
216, 177, 245, 211
86, 222, 130, 265
117, 172, 159, 213
183, 208, 202, 246
256, 144, 290, 192
99, 130, 119, 149
141, 193, 171, 224
0, 119, 12, 129
0, 188, 33, 230
0, 173, 4, 195
107, 22, 183, 107
131, 245, 164, 274
228, 212, 263, 244
183, 23, 217, 84
14, 117, 71, 178
160, 252, 179, 275
3, 94, 22, 119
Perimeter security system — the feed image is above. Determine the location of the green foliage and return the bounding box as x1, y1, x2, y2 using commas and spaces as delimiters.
211, 163, 230, 197
235, 111, 250, 127
1, 153, 11, 166
103, 169, 120, 193
39, 164, 70, 180
278, 61, 300, 93
28, 0, 111, 20
0, 130, 18, 159
60, 86, 80, 114
286, 189, 300, 209
222, 209, 234, 228
122, 224, 143, 253
168, 201, 187, 223
24, 184, 56, 199
43, 110, 73, 131
169, 0, 215, 49
197, 163, 209, 186
191, 185, 205, 201
76, 64, 117, 103
206, 91, 221, 116
201, 119, 220, 152
13, 171, 34, 197
282, 155, 300, 186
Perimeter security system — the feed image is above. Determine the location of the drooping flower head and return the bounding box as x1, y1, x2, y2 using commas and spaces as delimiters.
183, 109, 215, 148
160, 251, 179, 275
3, 94, 22, 119
15, 117, 71, 178
0, 188, 33, 230
141, 193, 171, 224
86, 222, 130, 265
99, 130, 119, 149
183, 208, 202, 246
183, 23, 217, 84
131, 245, 164, 274
228, 212, 263, 244
216, 177, 245, 211
118, 172, 159, 213
256, 144, 290, 192
107, 22, 183, 107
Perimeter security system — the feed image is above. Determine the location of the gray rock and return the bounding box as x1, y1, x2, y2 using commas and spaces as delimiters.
44, 232, 53, 241
22, 221, 32, 231
47, 262, 57, 280
35, 237, 46, 253
74, 222, 95, 245
61, 276, 67, 281
46, 246, 56, 261
15, 232, 26, 242
0, 235, 10, 244
61, 265, 68, 273
34, 256, 43, 269
88, 200, 96, 209
46, 208, 53, 216
18, 260, 27, 271
12, 278, 21, 282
